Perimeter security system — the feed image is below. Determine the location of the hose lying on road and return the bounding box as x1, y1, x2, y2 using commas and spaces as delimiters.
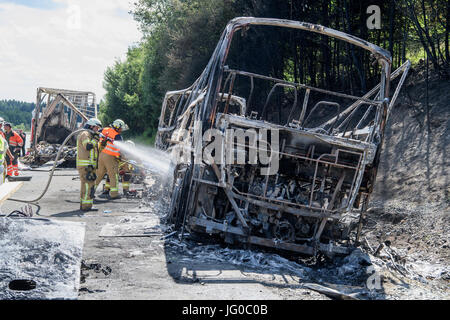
8, 128, 92, 204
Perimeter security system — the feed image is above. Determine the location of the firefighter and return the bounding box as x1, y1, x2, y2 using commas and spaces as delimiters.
4, 123, 23, 177
102, 140, 143, 197
103, 140, 135, 196
95, 119, 128, 199
76, 118, 102, 211
119, 140, 136, 195
0, 119, 15, 182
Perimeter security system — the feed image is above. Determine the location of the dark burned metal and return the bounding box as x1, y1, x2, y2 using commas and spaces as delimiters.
31, 87, 97, 149
26, 87, 97, 166
156, 17, 410, 256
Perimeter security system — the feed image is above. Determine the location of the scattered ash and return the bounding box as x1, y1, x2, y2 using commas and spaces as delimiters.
140, 169, 173, 208
0, 218, 85, 300
137, 171, 449, 300
162, 233, 449, 299
80, 260, 112, 284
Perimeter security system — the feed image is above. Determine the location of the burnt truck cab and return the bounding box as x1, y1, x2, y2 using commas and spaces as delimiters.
156, 17, 410, 256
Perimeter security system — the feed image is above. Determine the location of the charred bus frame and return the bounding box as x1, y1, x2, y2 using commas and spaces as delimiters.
156, 17, 410, 256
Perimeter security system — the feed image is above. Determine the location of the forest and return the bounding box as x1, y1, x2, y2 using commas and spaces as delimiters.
0, 99, 34, 130
99, 0, 449, 141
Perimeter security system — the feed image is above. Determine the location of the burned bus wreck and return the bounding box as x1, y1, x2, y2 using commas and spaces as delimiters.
156, 18, 410, 256
28, 87, 97, 166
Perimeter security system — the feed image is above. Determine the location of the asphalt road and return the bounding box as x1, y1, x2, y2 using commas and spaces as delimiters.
1, 166, 324, 300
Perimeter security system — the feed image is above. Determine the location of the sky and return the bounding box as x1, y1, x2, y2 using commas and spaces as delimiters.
0, 0, 141, 103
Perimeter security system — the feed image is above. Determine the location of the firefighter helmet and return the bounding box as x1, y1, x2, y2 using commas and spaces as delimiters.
85, 118, 102, 128
112, 119, 128, 131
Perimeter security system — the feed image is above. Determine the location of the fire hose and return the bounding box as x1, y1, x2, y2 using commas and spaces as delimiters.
8, 128, 94, 204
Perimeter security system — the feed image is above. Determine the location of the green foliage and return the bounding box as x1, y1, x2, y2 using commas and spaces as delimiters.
100, 45, 146, 135
101, 0, 237, 140
100, 0, 449, 143
14, 123, 27, 131
0, 99, 34, 130
125, 132, 157, 146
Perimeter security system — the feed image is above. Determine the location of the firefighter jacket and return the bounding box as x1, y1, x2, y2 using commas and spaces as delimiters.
76, 130, 99, 169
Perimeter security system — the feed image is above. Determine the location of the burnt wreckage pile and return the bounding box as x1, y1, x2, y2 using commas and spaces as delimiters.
156, 18, 410, 256
25, 87, 97, 167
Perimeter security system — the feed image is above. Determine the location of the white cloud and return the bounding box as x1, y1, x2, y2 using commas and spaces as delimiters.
0, 0, 141, 102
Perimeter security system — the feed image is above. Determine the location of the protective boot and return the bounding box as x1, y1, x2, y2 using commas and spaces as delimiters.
78, 168, 95, 211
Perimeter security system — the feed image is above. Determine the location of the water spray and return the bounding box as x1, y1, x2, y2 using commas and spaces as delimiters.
6, 131, 175, 205
114, 141, 173, 178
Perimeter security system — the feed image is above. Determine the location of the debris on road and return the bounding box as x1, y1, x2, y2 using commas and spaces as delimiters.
21, 141, 77, 167
0, 217, 86, 300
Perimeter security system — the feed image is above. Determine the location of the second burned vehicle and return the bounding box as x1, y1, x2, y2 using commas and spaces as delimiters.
156, 17, 410, 256
25, 88, 97, 166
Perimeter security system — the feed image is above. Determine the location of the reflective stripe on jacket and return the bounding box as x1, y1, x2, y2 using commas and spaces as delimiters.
6, 131, 23, 148
100, 127, 120, 157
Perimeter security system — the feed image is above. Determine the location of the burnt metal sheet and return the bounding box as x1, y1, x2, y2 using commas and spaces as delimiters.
0, 218, 85, 300
226, 17, 392, 63
31, 87, 97, 148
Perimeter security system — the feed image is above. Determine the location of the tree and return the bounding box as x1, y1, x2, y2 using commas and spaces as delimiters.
0, 99, 35, 130
99, 0, 449, 142
100, 46, 145, 136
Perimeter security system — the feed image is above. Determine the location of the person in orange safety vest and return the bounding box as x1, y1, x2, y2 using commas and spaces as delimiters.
95, 119, 128, 199
0, 118, 16, 180
3, 123, 24, 176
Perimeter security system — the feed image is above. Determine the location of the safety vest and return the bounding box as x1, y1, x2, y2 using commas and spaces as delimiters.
100, 127, 121, 157
6, 131, 23, 149
76, 130, 98, 168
